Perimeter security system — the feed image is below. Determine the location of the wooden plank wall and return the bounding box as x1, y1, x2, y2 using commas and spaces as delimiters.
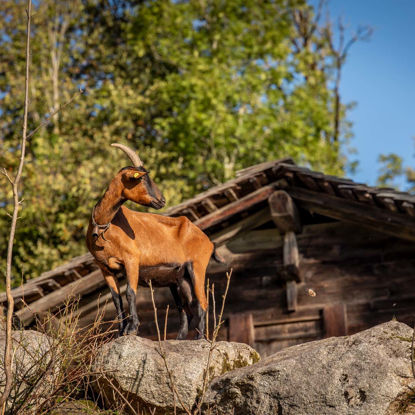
72, 220, 415, 357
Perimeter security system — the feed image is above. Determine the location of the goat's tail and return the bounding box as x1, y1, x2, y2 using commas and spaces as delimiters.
211, 243, 226, 263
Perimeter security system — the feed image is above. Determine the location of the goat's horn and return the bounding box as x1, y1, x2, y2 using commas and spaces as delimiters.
111, 143, 143, 167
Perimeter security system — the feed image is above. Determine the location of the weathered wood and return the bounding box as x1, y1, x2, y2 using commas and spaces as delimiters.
236, 158, 294, 178
295, 173, 320, 191
37, 279, 62, 291
0, 285, 44, 304
253, 307, 322, 326
228, 313, 255, 346
181, 207, 199, 221
401, 201, 415, 217
336, 186, 356, 200
223, 188, 239, 202
249, 176, 263, 190
288, 186, 415, 241
283, 232, 299, 267
201, 198, 217, 213
254, 318, 322, 342
338, 185, 375, 204
211, 207, 272, 246
376, 191, 415, 204
316, 180, 336, 196
226, 228, 283, 253
33, 253, 95, 282
195, 185, 277, 230
16, 270, 105, 325
323, 303, 347, 338
286, 281, 297, 312
280, 231, 301, 282
268, 190, 301, 233
376, 196, 398, 212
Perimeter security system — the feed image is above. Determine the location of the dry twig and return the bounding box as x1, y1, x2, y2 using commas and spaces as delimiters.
194, 270, 232, 415
0, 1, 32, 410
0, 3, 84, 411
149, 280, 191, 415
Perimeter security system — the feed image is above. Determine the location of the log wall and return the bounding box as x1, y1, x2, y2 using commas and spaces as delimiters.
75, 220, 415, 357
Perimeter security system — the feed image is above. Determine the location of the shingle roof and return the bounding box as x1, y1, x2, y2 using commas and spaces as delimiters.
2, 158, 414, 324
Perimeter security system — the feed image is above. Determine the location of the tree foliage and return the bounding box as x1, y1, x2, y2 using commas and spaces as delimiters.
377, 140, 415, 192
1, 0, 358, 285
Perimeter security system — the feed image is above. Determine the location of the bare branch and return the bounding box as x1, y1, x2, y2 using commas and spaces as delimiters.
0, 0, 32, 408
194, 270, 232, 414
0, 168, 13, 185
163, 304, 169, 341
149, 280, 191, 415
25, 88, 84, 142
205, 278, 210, 340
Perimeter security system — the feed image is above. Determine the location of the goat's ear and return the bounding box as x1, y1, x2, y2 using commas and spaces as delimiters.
124, 170, 147, 180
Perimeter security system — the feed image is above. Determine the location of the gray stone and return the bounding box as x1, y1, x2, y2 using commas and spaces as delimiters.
203, 321, 415, 415
0, 329, 58, 412
92, 336, 260, 414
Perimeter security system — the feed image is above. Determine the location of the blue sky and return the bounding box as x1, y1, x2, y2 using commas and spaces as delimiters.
321, 0, 414, 187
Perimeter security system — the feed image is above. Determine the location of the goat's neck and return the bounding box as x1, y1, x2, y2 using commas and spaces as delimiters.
94, 178, 125, 225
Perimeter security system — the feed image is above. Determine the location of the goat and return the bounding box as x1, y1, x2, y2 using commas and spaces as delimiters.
86, 143, 216, 339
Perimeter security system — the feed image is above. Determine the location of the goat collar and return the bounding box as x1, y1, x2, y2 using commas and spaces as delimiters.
91, 206, 111, 241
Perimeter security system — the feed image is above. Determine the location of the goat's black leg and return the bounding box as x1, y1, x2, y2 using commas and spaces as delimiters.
123, 261, 140, 335
99, 267, 126, 337
124, 282, 140, 335
195, 303, 206, 340
109, 287, 127, 336
170, 284, 189, 340
185, 262, 206, 340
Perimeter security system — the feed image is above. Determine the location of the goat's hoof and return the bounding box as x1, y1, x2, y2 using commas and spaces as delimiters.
122, 322, 139, 336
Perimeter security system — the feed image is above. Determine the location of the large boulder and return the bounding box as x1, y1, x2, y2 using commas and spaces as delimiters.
92, 336, 260, 414
203, 321, 415, 415
0, 329, 58, 412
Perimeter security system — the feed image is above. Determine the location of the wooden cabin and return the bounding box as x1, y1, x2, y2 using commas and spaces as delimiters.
2, 159, 415, 357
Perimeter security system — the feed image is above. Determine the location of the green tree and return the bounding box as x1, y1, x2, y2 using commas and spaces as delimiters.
1, 0, 362, 286
377, 140, 415, 192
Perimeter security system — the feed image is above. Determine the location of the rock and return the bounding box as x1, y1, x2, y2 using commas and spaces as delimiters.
92, 336, 260, 414
51, 399, 104, 415
203, 321, 415, 415
0, 329, 59, 412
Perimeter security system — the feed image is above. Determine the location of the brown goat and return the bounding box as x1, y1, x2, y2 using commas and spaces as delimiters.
86, 143, 216, 339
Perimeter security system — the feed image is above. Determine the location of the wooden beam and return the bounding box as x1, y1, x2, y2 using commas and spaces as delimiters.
278, 231, 301, 283
268, 190, 301, 233
402, 202, 415, 217
195, 185, 277, 230
211, 207, 272, 246
224, 188, 239, 202
283, 232, 299, 268
323, 303, 347, 338
288, 186, 415, 241
182, 207, 199, 221
228, 313, 255, 346
249, 176, 262, 190
286, 281, 297, 312
201, 198, 217, 213
0, 285, 44, 304
226, 228, 283, 253
16, 270, 105, 326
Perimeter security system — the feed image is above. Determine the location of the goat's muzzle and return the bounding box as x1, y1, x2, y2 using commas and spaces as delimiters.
150, 197, 166, 210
